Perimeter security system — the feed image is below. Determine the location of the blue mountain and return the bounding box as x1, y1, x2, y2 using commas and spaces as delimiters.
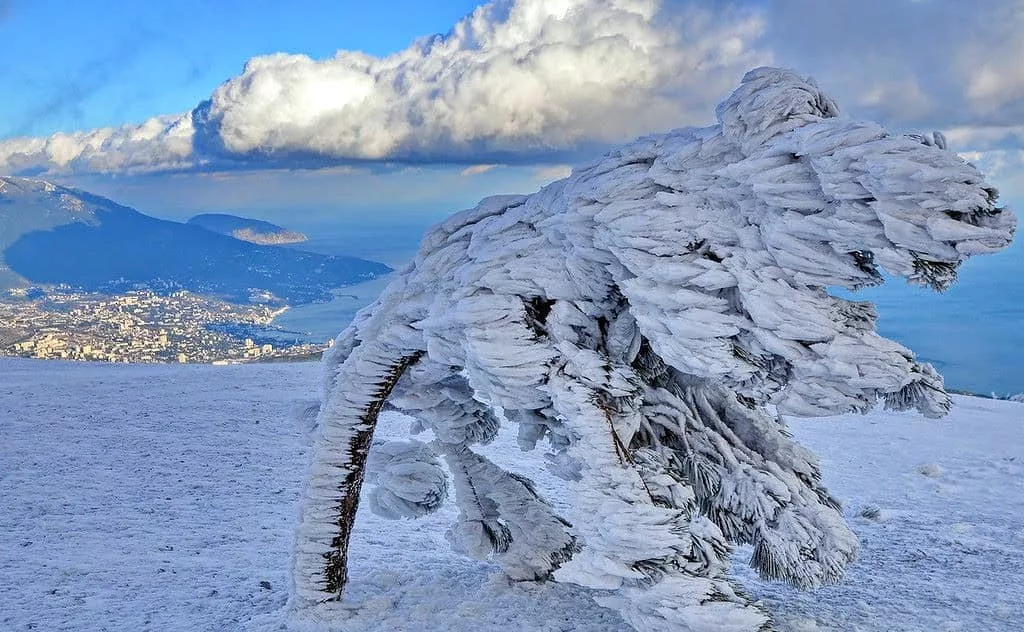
0, 176, 390, 305
187, 213, 309, 245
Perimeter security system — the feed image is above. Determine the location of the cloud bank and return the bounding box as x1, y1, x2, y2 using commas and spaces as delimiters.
0, 0, 765, 175
1, 0, 1022, 181
0, 114, 195, 176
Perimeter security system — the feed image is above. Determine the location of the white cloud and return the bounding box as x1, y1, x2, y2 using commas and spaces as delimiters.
943, 125, 1024, 151
194, 0, 766, 161
959, 2, 1024, 116
959, 149, 1024, 199
0, 0, 767, 176
460, 164, 499, 177
533, 164, 573, 182
4, 0, 1023, 185
0, 114, 195, 175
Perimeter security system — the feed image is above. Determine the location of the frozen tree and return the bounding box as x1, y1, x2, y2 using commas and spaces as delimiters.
290, 68, 1016, 630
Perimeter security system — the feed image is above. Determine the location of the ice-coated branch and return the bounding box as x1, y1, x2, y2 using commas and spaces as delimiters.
291, 67, 1016, 631
292, 340, 421, 606
387, 356, 577, 580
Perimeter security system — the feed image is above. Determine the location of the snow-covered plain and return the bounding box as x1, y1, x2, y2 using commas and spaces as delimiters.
1, 357, 1021, 631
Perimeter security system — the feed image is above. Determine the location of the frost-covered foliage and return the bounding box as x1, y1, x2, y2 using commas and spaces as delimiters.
291, 68, 1016, 631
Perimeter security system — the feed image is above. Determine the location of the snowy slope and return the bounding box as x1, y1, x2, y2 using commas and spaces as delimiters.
1, 358, 1021, 631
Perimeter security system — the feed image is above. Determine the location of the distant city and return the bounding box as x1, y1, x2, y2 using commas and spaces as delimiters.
0, 177, 390, 366
0, 288, 330, 364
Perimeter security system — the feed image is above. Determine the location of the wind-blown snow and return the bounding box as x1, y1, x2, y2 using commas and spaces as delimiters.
291, 67, 1014, 630
0, 358, 1021, 631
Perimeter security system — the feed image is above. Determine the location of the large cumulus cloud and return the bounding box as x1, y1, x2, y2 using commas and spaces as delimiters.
1, 0, 1022, 179
0, 0, 766, 175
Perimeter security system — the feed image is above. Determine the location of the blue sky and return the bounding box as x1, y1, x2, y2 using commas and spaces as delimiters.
1, 0, 1022, 219
0, 0, 482, 138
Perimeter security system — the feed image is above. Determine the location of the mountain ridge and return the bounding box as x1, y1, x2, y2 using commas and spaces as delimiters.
0, 176, 390, 305
187, 213, 309, 245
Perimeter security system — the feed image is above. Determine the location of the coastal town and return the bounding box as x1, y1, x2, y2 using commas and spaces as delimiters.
0, 288, 330, 364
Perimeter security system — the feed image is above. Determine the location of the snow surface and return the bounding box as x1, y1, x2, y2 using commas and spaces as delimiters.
1, 357, 1021, 631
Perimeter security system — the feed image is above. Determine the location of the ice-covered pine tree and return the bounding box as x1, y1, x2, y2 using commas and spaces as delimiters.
290, 67, 1016, 631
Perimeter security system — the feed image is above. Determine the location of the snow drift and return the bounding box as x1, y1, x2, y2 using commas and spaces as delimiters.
3, 359, 1023, 631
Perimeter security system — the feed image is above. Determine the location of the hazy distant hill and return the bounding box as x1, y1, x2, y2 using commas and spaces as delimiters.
0, 176, 390, 305
188, 213, 308, 245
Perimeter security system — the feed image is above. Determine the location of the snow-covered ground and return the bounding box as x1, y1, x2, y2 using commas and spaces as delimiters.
1, 357, 1021, 631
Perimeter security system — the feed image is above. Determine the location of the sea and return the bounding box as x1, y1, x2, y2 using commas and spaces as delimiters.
271, 217, 432, 345
275, 218, 1024, 398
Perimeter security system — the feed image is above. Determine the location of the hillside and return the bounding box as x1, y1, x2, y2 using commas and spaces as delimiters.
0, 177, 100, 289
0, 177, 390, 304
1, 358, 1021, 631
188, 213, 309, 245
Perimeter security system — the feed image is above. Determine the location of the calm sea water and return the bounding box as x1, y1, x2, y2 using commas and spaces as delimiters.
271, 218, 433, 343
278, 221, 1024, 397
849, 237, 1024, 396
272, 274, 398, 343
